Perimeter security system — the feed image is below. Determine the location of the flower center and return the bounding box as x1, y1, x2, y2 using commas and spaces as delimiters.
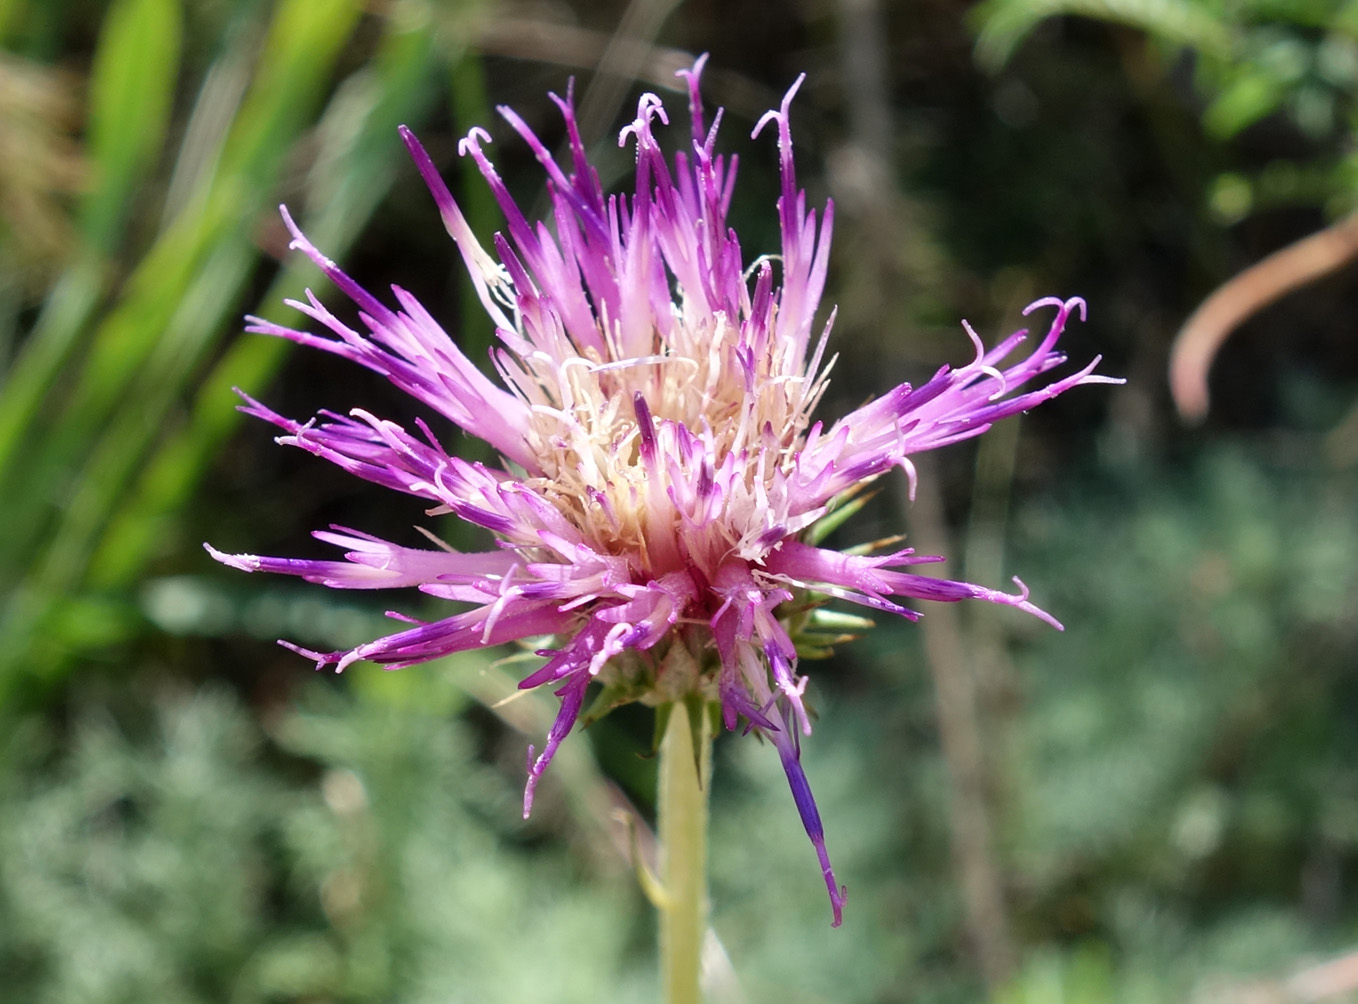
514, 305, 832, 580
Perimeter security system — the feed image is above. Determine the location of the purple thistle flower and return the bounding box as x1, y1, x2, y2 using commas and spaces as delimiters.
208, 57, 1117, 927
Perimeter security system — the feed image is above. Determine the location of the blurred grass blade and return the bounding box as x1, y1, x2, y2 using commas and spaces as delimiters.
90, 11, 451, 591
0, 0, 181, 487
158, 21, 253, 230
0, 0, 366, 695
82, 0, 181, 250
447, 45, 499, 366
0, 1, 16, 44
0, 257, 103, 476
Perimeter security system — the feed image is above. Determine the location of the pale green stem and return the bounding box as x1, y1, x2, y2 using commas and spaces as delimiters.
658, 699, 712, 1004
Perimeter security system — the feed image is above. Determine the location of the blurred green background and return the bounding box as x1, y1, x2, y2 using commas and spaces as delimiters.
4, 0, 1358, 1000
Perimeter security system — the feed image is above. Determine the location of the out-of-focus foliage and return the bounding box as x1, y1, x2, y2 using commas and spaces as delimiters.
4, 0, 1358, 1001
0, 0, 485, 698
0, 670, 652, 1003
973, 0, 1358, 221
998, 443, 1358, 999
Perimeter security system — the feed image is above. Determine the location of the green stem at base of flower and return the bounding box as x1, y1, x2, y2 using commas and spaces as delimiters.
658, 696, 712, 1004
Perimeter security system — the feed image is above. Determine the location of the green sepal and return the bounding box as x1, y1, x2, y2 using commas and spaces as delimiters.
793, 643, 838, 660
806, 487, 877, 544
683, 693, 709, 785
809, 608, 876, 631
652, 702, 674, 759
651, 698, 717, 781
843, 534, 905, 556
579, 677, 647, 729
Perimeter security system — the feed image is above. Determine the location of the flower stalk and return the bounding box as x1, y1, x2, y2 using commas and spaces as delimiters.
658, 697, 712, 1004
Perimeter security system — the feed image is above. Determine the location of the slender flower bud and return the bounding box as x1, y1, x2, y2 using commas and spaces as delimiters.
208, 56, 1119, 927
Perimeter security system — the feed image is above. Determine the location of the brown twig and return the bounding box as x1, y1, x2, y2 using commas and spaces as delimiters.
1169, 210, 1358, 422
1285, 948, 1358, 1001
1197, 946, 1358, 1003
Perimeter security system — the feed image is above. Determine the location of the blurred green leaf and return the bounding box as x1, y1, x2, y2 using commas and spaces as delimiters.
0, 678, 649, 1003
82, 0, 182, 250
1203, 69, 1286, 138
92, 9, 452, 589
973, 0, 1233, 72
0, 0, 379, 698
0, 0, 23, 45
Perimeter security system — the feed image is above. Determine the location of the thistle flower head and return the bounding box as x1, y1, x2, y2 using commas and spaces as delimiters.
209, 57, 1117, 927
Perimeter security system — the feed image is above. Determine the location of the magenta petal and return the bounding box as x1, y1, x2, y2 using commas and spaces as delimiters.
771, 722, 846, 927
523, 671, 590, 817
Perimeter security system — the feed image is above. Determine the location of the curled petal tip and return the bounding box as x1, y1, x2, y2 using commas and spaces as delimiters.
1010, 577, 1064, 630
1082, 355, 1127, 388
750, 107, 780, 140
1022, 294, 1087, 325
1022, 294, 1065, 316
1028, 609, 1065, 630
830, 884, 847, 927
278, 203, 299, 235
204, 542, 256, 573
521, 750, 537, 818
676, 50, 710, 83
458, 126, 492, 157
278, 639, 335, 672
